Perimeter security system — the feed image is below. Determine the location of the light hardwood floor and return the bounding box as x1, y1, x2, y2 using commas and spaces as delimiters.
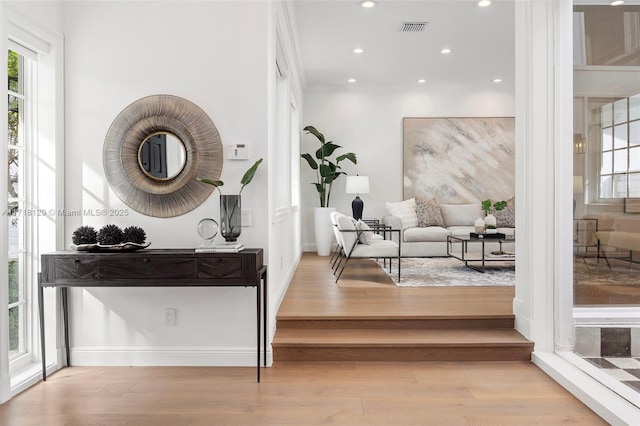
0, 253, 606, 425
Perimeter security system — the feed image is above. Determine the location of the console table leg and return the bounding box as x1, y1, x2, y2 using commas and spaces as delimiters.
62, 287, 70, 367
38, 276, 46, 381
263, 269, 267, 368
256, 274, 261, 383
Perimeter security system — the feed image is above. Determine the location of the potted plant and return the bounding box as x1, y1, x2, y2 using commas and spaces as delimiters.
481, 199, 507, 229
197, 158, 263, 242
301, 125, 357, 255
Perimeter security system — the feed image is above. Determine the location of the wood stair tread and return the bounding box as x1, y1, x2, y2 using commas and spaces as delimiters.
273, 328, 533, 347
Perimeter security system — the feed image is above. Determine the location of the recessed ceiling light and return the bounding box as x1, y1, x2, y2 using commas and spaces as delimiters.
353, 48, 364, 54
360, 0, 376, 8
493, 78, 502, 83
478, 0, 491, 6
348, 78, 356, 83
417, 79, 426, 83
611, 0, 624, 5
441, 48, 451, 54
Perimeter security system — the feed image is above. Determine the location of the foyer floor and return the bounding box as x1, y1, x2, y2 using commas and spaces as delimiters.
0, 254, 606, 425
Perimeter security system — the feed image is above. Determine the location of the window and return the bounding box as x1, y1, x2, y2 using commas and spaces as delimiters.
7, 47, 33, 366
599, 94, 640, 198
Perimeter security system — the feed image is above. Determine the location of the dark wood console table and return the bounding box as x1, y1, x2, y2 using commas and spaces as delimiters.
38, 249, 267, 382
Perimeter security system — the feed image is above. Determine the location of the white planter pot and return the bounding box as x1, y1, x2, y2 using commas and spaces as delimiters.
484, 213, 497, 228
314, 207, 336, 256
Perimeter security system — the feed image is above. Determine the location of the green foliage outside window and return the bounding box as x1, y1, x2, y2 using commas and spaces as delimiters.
8, 260, 19, 352
8, 50, 19, 209
8, 50, 20, 353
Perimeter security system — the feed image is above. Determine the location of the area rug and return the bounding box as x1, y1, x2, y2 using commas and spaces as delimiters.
574, 257, 640, 286
377, 257, 515, 287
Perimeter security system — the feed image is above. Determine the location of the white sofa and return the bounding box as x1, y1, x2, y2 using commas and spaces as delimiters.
382, 198, 515, 257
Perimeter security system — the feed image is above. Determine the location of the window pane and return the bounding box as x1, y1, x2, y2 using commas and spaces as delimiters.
601, 151, 612, 174
631, 120, 640, 146
613, 174, 627, 198
8, 95, 19, 146
630, 94, 640, 121
630, 147, 640, 172
629, 173, 640, 197
613, 124, 627, 149
600, 175, 613, 198
8, 149, 19, 198
614, 98, 627, 124
7, 50, 18, 92
8, 258, 19, 304
602, 127, 613, 151
602, 103, 612, 127
8, 209, 19, 252
9, 306, 19, 355
613, 149, 628, 173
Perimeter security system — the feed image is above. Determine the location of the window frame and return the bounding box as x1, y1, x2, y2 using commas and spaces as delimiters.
598, 95, 640, 199
2, 8, 64, 399
7, 45, 36, 373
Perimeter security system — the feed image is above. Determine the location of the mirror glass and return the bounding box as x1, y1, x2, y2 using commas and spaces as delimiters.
138, 132, 186, 180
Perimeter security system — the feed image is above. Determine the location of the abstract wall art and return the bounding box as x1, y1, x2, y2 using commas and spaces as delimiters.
403, 117, 515, 203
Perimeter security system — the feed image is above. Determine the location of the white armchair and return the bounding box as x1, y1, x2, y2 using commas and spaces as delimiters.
334, 213, 401, 282
329, 211, 343, 269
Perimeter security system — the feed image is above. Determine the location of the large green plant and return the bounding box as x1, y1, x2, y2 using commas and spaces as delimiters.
301, 126, 357, 207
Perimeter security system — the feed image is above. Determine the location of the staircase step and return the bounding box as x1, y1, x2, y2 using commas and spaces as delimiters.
272, 328, 533, 362
276, 316, 515, 330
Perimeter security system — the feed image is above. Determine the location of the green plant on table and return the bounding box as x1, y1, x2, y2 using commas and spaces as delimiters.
301, 125, 357, 207
196, 158, 263, 235
481, 199, 507, 214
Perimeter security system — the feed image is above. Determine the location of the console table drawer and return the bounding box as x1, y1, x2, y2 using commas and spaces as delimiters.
198, 258, 243, 279
99, 257, 197, 279
54, 257, 98, 280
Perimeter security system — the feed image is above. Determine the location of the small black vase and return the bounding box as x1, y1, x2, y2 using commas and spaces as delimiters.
220, 194, 241, 242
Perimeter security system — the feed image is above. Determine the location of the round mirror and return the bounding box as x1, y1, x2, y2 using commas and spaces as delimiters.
103, 95, 223, 218
138, 132, 187, 180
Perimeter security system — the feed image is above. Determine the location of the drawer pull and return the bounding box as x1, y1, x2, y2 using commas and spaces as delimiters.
74, 258, 80, 263
143, 258, 150, 263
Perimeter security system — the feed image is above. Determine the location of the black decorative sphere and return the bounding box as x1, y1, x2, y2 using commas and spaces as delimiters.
71, 225, 98, 245
123, 226, 146, 244
97, 224, 124, 245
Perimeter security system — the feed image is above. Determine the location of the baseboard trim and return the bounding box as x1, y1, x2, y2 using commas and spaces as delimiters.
533, 351, 640, 425
512, 297, 531, 337
574, 306, 640, 326
70, 347, 272, 367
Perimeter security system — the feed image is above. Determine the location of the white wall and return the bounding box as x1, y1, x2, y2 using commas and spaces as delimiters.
266, 1, 303, 326
301, 86, 514, 251
62, 1, 272, 366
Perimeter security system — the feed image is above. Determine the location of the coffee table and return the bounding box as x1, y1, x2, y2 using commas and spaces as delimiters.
447, 235, 515, 272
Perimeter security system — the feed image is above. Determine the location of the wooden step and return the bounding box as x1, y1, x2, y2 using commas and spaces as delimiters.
272, 328, 533, 362
276, 316, 515, 330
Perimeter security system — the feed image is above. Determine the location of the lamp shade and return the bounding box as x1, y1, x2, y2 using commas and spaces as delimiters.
345, 176, 370, 194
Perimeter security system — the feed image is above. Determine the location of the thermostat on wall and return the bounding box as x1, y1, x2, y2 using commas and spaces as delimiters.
227, 144, 249, 160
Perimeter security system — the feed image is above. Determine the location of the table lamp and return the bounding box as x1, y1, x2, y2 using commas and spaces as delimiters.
345, 175, 370, 220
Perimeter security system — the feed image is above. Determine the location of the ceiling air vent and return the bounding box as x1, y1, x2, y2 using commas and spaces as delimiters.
401, 22, 427, 32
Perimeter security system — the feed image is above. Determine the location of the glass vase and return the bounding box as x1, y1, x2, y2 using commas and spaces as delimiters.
220, 194, 241, 242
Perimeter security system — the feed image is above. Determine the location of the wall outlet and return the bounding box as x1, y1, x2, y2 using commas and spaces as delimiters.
164, 308, 176, 326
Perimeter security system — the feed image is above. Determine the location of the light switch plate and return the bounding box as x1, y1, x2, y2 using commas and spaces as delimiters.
228, 144, 249, 160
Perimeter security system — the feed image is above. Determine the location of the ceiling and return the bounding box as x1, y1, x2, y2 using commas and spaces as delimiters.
290, 0, 516, 91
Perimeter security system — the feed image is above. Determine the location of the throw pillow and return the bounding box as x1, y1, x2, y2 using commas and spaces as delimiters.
415, 197, 445, 227
495, 196, 515, 228
385, 198, 418, 229
356, 220, 374, 244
